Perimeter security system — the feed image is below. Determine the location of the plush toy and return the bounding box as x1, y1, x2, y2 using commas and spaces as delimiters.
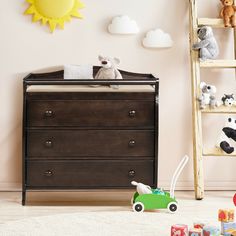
192, 26, 219, 61
222, 94, 235, 106
216, 117, 236, 154
94, 55, 123, 89
220, 0, 236, 27
198, 82, 218, 109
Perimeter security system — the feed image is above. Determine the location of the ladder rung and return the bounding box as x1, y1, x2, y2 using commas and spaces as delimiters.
200, 60, 236, 68
203, 148, 236, 157
201, 105, 236, 114
198, 18, 225, 28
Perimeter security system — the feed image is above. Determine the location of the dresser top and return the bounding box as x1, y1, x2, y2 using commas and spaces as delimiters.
24, 67, 158, 94
24, 67, 158, 80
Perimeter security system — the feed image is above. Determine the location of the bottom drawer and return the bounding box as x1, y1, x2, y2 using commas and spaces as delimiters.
26, 160, 154, 188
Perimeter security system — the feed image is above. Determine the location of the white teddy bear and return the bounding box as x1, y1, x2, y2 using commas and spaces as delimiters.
94, 55, 123, 89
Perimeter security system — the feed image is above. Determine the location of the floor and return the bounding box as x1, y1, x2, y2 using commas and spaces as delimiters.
0, 191, 235, 224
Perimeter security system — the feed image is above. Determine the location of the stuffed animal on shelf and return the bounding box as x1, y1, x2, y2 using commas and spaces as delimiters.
216, 117, 236, 154
222, 94, 235, 106
198, 82, 218, 109
220, 0, 236, 27
94, 55, 123, 89
192, 26, 219, 61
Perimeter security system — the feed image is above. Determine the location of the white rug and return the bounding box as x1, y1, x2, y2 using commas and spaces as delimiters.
0, 212, 199, 236
0, 195, 227, 236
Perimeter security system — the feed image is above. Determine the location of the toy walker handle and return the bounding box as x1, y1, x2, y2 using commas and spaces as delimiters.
170, 155, 189, 198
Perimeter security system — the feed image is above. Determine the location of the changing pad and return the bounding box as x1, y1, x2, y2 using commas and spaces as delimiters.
26, 85, 155, 93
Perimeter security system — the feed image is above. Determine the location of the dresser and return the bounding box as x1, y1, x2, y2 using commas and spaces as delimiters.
22, 67, 159, 205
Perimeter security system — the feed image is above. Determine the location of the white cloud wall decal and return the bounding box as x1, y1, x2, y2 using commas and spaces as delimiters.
143, 29, 173, 48
108, 15, 139, 35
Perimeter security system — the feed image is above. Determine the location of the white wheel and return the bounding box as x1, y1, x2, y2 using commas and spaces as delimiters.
132, 202, 144, 212
167, 202, 178, 213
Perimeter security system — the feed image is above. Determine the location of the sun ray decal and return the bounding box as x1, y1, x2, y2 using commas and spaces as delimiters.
24, 0, 84, 33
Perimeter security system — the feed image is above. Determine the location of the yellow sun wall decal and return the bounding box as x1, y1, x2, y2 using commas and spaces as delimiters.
24, 0, 84, 33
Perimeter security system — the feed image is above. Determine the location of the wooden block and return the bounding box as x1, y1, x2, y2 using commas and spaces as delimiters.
193, 222, 205, 229
221, 222, 236, 235
218, 209, 234, 222
171, 224, 188, 236
203, 225, 220, 236
189, 228, 202, 235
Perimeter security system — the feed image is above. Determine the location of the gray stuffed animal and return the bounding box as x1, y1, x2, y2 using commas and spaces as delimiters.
198, 82, 218, 109
192, 26, 219, 61
95, 55, 123, 89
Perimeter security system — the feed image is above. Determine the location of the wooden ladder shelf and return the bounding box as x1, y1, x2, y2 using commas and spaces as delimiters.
189, 0, 236, 199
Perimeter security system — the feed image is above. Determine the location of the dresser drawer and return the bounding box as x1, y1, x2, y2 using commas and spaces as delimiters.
27, 130, 154, 158
26, 160, 154, 188
27, 100, 154, 127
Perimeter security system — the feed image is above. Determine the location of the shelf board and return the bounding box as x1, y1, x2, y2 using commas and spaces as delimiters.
203, 147, 236, 157
198, 18, 225, 28
201, 105, 236, 114
200, 60, 236, 68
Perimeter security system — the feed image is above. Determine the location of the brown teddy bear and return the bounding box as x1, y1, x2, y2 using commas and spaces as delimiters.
220, 0, 236, 27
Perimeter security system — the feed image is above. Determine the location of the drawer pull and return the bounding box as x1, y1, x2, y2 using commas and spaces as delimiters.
45, 110, 53, 117
129, 110, 136, 118
44, 170, 53, 177
129, 140, 136, 147
45, 140, 53, 148
128, 170, 135, 177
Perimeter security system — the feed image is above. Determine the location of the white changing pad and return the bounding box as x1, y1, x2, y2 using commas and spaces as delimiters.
26, 85, 155, 93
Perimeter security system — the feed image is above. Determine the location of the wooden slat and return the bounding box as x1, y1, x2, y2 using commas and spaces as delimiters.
198, 18, 225, 28
189, 0, 204, 200
201, 105, 236, 114
203, 147, 236, 157
234, 19, 236, 80
200, 60, 236, 68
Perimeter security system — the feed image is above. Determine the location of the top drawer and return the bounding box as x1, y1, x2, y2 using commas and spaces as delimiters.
27, 100, 154, 128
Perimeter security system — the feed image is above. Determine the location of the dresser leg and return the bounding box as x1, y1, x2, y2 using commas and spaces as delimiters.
22, 191, 26, 206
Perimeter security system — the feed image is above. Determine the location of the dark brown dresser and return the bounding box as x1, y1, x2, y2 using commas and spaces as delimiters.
22, 67, 159, 205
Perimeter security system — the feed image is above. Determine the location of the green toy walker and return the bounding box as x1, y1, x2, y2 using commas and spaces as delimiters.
131, 155, 189, 213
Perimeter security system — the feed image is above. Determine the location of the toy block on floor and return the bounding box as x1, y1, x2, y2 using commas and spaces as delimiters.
203, 225, 220, 236
189, 228, 202, 235
221, 222, 236, 235
218, 209, 234, 222
171, 224, 188, 236
194, 222, 205, 229
231, 231, 236, 236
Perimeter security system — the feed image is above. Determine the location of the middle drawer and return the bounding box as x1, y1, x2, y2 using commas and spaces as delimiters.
27, 130, 154, 158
